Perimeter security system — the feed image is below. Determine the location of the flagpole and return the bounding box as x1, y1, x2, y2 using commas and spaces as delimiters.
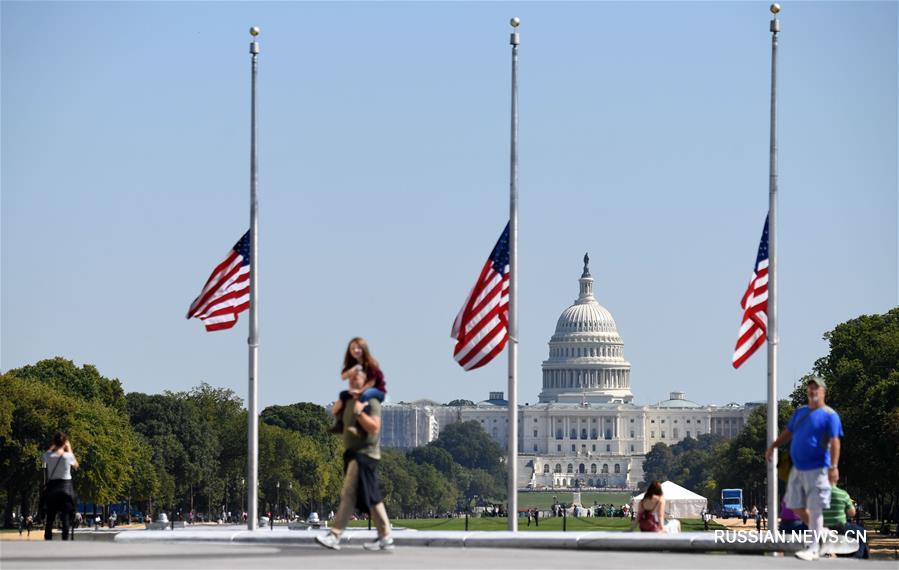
507, 16, 520, 532
247, 25, 261, 531
766, 4, 780, 531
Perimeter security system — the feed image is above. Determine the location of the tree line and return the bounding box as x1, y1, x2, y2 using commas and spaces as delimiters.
0, 358, 506, 526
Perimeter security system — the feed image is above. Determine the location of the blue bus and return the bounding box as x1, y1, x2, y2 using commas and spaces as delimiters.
720, 489, 744, 518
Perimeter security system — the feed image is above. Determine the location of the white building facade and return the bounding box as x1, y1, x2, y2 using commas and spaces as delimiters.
382, 256, 754, 490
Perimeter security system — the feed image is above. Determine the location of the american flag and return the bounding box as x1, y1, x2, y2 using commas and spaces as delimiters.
732, 216, 769, 368
451, 222, 510, 371
186, 231, 251, 332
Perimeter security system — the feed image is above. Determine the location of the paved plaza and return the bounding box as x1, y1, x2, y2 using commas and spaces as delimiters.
2, 541, 896, 570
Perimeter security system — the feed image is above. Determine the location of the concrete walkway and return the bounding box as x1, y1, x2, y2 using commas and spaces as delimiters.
5, 541, 897, 570
103, 526, 809, 554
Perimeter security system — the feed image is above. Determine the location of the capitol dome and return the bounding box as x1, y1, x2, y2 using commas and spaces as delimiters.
555, 302, 620, 336
539, 254, 633, 404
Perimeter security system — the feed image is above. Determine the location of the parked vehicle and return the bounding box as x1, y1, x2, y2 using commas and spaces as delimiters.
720, 489, 744, 519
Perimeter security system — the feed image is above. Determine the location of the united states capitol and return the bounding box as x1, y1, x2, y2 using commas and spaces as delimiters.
381, 256, 755, 491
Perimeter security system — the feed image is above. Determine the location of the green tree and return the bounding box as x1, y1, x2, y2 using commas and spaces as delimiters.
445, 399, 475, 407
261, 402, 335, 447
408, 445, 456, 475
259, 402, 342, 515
5, 357, 127, 414
665, 434, 726, 501
409, 462, 458, 515
641, 443, 674, 486
431, 421, 503, 473
714, 401, 793, 508
810, 308, 899, 520
378, 449, 418, 516
126, 391, 219, 514
457, 467, 503, 508
1, 366, 146, 526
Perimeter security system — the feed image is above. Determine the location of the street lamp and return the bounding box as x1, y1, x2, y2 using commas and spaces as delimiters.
240, 477, 245, 518
288, 482, 293, 519
276, 481, 280, 521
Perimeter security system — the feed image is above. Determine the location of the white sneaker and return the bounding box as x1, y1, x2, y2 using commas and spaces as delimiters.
362, 536, 395, 551
315, 532, 341, 550
794, 546, 819, 561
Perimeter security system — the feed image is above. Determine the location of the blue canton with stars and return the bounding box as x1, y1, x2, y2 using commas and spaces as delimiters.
489, 222, 511, 274
233, 231, 251, 265
755, 215, 769, 267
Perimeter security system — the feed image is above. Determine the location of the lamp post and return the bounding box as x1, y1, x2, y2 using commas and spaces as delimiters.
276, 481, 280, 521
240, 477, 245, 520
288, 482, 293, 520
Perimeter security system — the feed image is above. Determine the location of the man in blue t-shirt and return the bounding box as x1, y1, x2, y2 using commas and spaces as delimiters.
766, 376, 843, 561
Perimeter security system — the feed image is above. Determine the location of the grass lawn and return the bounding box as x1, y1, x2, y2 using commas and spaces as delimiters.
348, 516, 724, 532
517, 491, 633, 510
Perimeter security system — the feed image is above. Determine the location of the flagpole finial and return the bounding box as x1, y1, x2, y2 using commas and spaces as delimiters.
770, 4, 781, 15
769, 5, 780, 33
510, 17, 520, 46
249, 26, 261, 54
510, 17, 520, 28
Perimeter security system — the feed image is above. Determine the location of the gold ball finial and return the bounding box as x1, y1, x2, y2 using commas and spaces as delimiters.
770, 4, 781, 14
250, 26, 261, 37
510, 17, 520, 28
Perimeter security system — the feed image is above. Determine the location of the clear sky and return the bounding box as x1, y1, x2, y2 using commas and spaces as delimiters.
2, 1, 896, 411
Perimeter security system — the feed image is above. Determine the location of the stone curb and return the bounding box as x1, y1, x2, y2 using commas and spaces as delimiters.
112, 529, 806, 553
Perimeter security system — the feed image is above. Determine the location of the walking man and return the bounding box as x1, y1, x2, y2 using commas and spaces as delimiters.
316, 368, 393, 551
766, 376, 843, 561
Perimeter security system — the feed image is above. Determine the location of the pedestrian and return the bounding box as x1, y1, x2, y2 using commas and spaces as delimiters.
766, 375, 844, 561
18, 513, 24, 536
755, 509, 762, 532
634, 480, 666, 533
823, 483, 868, 559
533, 508, 539, 527
779, 496, 807, 533
329, 337, 387, 435
742, 507, 748, 525
526, 510, 531, 527
316, 367, 394, 551
26, 514, 33, 536
42, 431, 79, 540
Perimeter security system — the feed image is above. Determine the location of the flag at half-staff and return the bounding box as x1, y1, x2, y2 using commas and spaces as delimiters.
732, 216, 770, 368
186, 230, 251, 331
451, 222, 510, 370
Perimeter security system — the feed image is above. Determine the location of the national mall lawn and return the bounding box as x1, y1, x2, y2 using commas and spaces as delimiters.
348, 516, 722, 532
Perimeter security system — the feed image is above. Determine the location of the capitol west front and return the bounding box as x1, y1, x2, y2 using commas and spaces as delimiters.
381, 257, 752, 490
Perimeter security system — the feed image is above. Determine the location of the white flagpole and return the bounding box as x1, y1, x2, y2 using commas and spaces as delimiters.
247, 26, 261, 531
766, 4, 780, 530
507, 17, 520, 532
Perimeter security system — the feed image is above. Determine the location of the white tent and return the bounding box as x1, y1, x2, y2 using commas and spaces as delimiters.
631, 481, 708, 519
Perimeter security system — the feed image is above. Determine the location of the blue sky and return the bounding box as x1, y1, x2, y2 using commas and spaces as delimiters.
2, 1, 896, 411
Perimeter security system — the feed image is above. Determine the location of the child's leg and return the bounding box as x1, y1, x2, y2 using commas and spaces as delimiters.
358, 387, 386, 403
328, 391, 353, 433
